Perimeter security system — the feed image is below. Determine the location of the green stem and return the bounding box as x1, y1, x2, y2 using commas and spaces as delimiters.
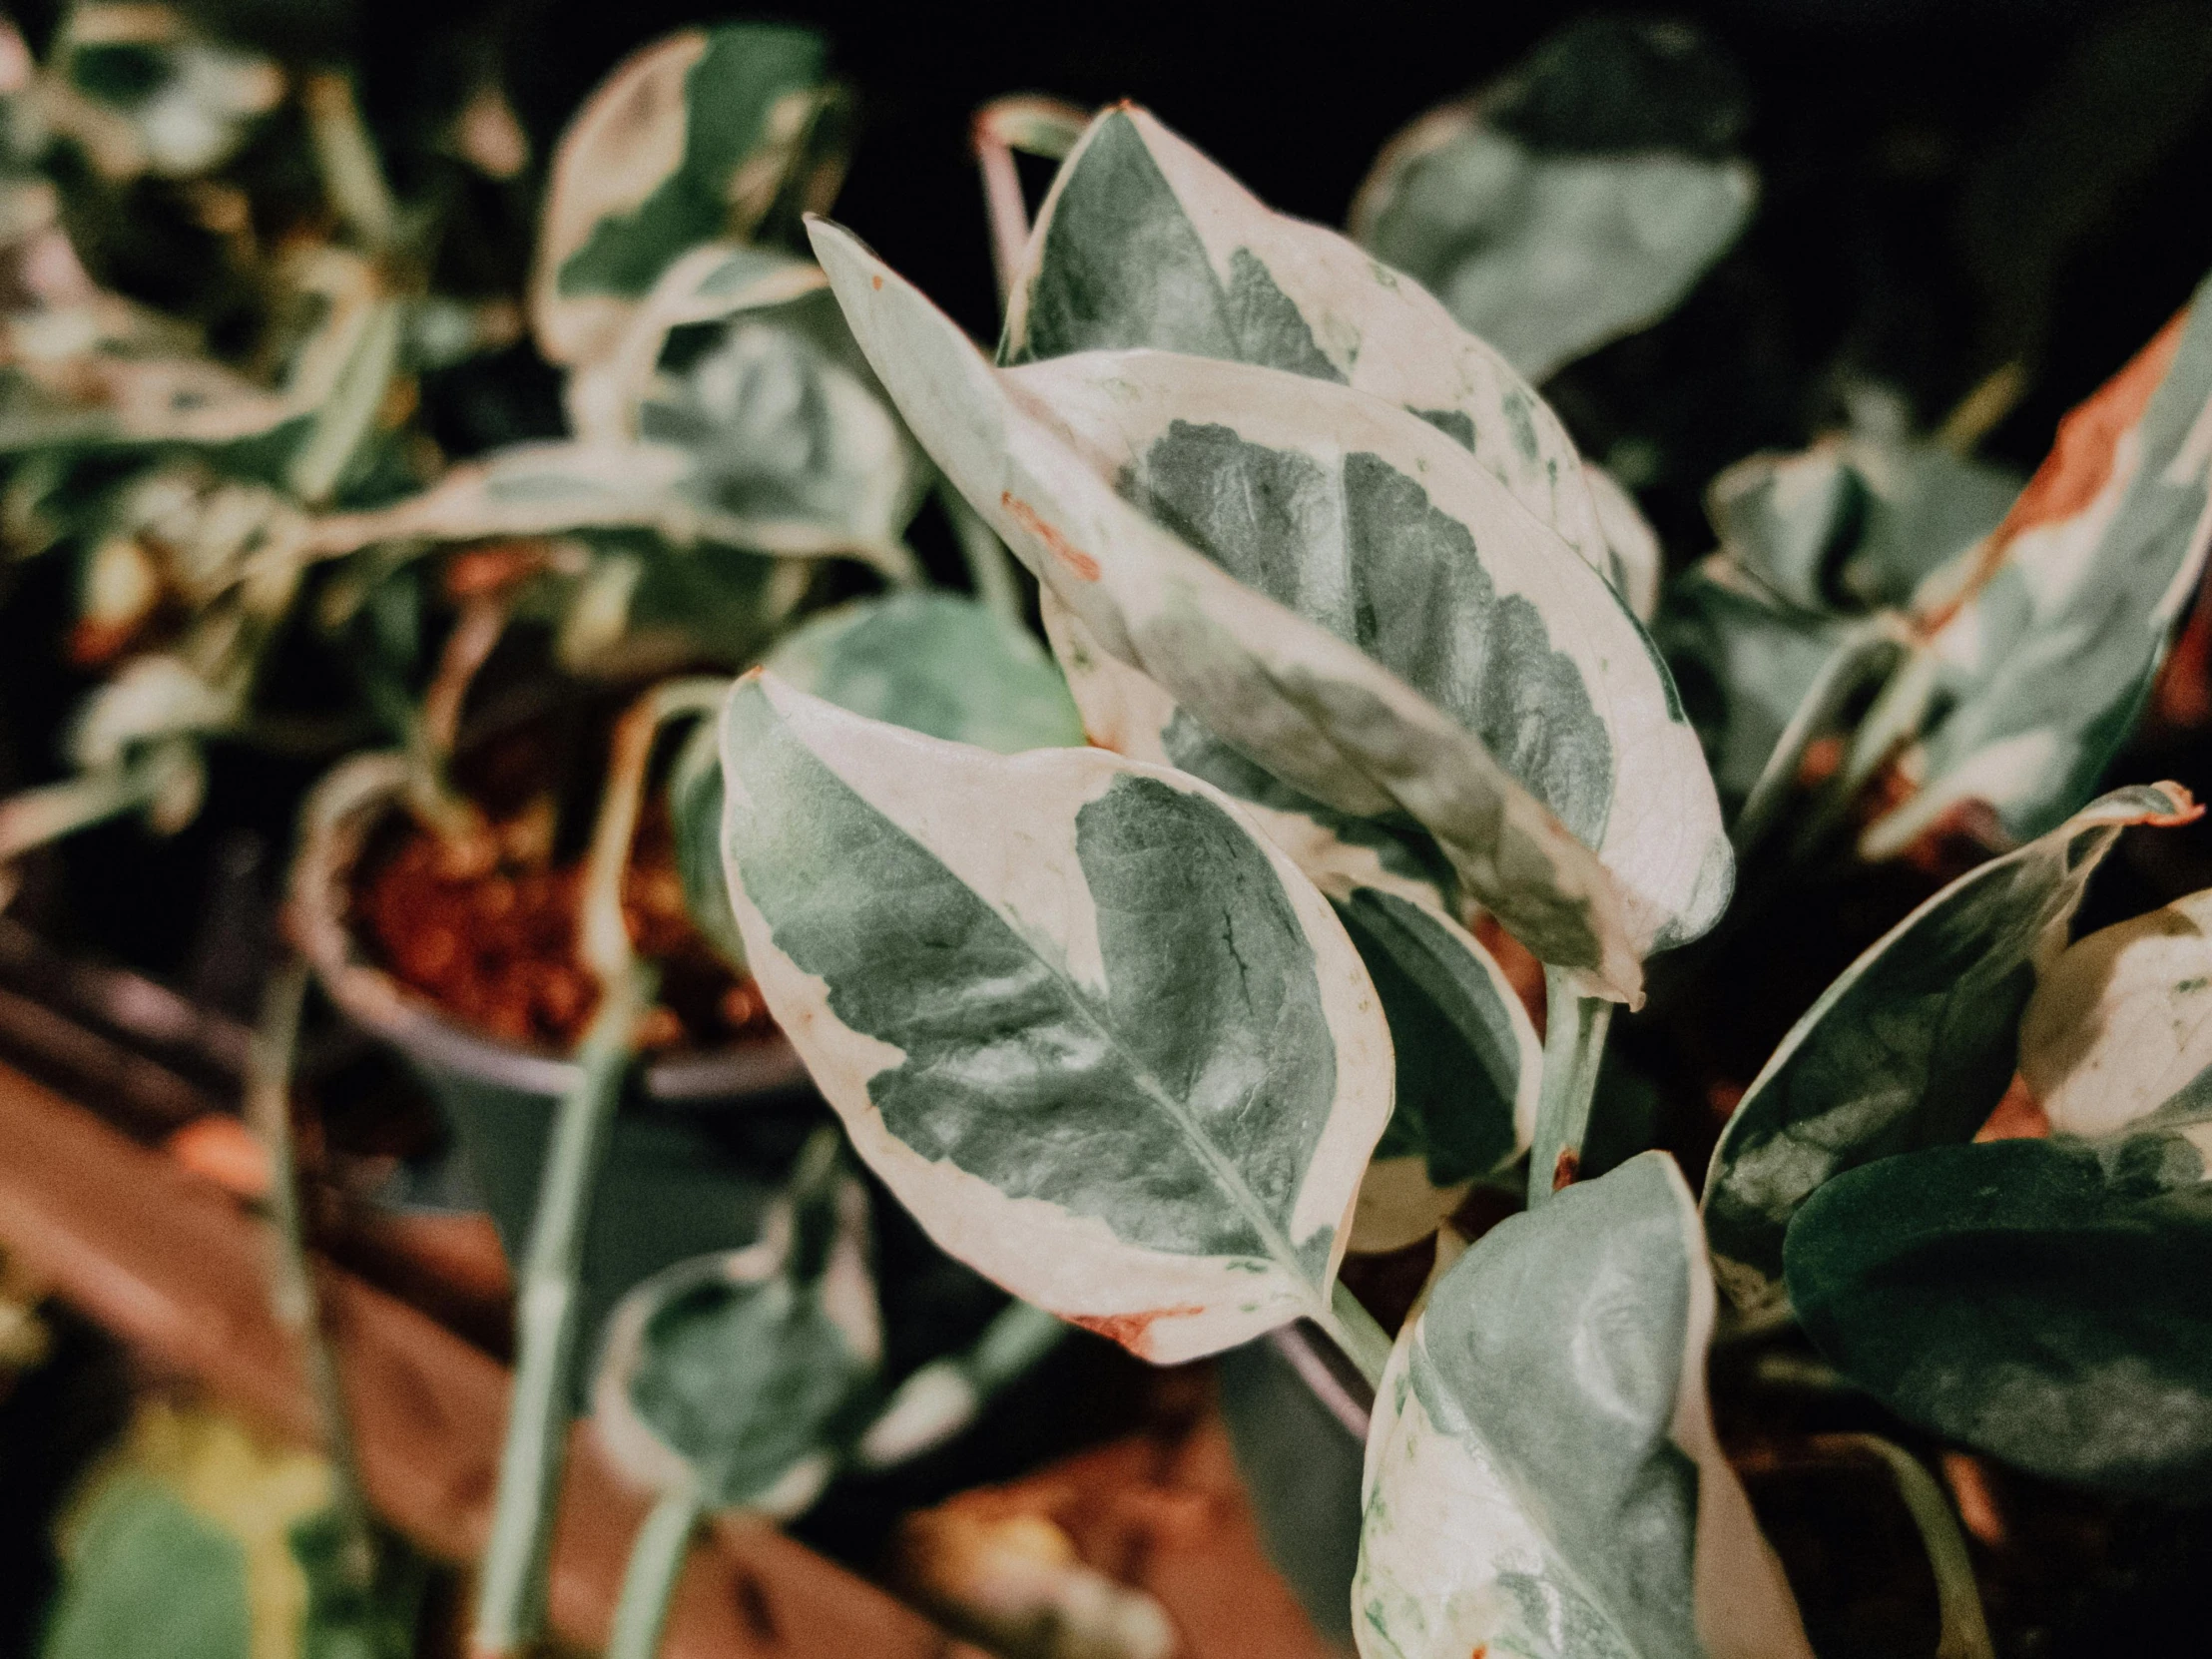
302, 71, 399, 253
1526, 970, 1614, 1208
576, 679, 730, 985
1816, 1434, 1994, 1659
1320, 1280, 1394, 1394
469, 959, 659, 1658
247, 956, 377, 1595
606, 1485, 703, 1659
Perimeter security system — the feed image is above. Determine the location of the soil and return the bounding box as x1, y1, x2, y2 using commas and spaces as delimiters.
354, 800, 773, 1053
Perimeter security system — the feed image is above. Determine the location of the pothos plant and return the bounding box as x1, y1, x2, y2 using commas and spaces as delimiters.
672, 91, 2212, 1659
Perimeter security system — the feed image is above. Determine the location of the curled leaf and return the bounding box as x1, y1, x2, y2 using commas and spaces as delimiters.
1703, 782, 2198, 1316
1356, 1152, 1810, 1659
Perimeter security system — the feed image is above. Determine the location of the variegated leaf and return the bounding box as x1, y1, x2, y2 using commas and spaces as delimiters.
811, 218, 1713, 1002
0, 246, 387, 452
592, 1149, 879, 1517
674, 592, 1083, 970
2020, 887, 2212, 1139
1356, 1152, 1811, 1659
1339, 888, 1539, 1252
1583, 460, 1663, 622
532, 24, 837, 369
1000, 104, 1612, 577
1705, 428, 2022, 619
1866, 271, 2212, 856
715, 672, 1391, 1362
1703, 782, 2197, 1317
764, 590, 1084, 754
303, 439, 916, 582
1000, 344, 1727, 958
565, 242, 830, 442
1788, 884, 2212, 1496
1786, 1132, 2212, 1500
40, 4, 281, 182
1351, 19, 1756, 383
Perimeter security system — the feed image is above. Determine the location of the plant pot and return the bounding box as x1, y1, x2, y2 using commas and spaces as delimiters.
1216, 1323, 1371, 1644
290, 755, 815, 1404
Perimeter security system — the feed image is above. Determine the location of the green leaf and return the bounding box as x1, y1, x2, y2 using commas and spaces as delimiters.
43, 1402, 414, 1659
1355, 1152, 1810, 1659
1001, 104, 1613, 579
715, 672, 1391, 1361
1655, 560, 1865, 807
1866, 272, 2212, 856
1702, 782, 2196, 1317
1338, 888, 1539, 1252
809, 217, 1706, 1003
592, 1150, 879, 1516
532, 24, 836, 367
46, 8, 281, 181
998, 344, 1726, 956
1351, 20, 1756, 382
1706, 429, 2023, 619
670, 716, 745, 973
764, 590, 1084, 754
1785, 1136, 2212, 1500
1790, 884, 2212, 1498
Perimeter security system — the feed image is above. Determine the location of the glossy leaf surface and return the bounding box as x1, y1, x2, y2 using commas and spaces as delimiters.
715, 672, 1391, 1361
1003, 346, 1725, 958
1703, 783, 2195, 1315
1355, 1152, 1810, 1659
1786, 1135, 2212, 1500
1001, 105, 1611, 574
812, 217, 1720, 1001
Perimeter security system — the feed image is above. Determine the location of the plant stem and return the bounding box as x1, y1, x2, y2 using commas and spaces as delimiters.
0, 751, 176, 864
247, 956, 377, 1596
469, 958, 658, 1659
1526, 971, 1614, 1208
302, 71, 399, 253
577, 679, 729, 984
1320, 1280, 1394, 1393
1814, 1434, 1994, 1659
852, 1300, 1069, 1470
970, 95, 1090, 308
606, 1485, 703, 1659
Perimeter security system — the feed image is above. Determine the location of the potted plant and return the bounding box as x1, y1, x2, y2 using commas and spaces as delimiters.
670, 43, 2212, 1659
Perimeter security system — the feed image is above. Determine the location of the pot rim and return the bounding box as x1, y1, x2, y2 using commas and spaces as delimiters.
289, 753, 810, 1105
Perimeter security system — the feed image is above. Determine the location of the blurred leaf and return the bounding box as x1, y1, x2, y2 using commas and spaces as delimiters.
531, 23, 838, 369
1353, 17, 1756, 383
762, 590, 1083, 754
592, 1139, 879, 1516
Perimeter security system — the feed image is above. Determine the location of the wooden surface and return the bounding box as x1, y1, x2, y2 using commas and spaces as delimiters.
0, 1059, 969, 1659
